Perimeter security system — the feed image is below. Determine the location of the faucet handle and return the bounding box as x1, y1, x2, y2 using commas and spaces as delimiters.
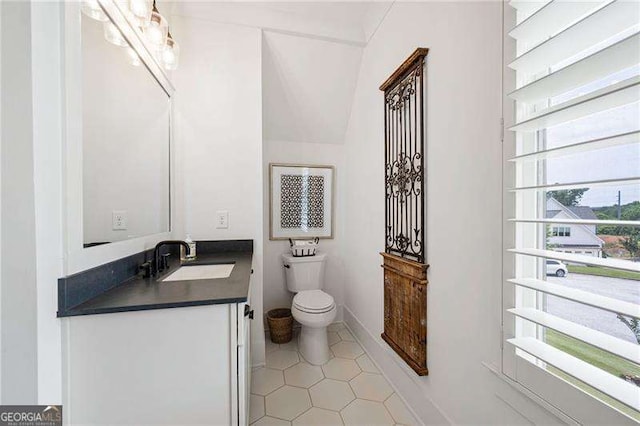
139, 261, 152, 279
160, 253, 171, 271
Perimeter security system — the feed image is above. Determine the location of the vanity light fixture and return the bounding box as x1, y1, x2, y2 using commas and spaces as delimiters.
103, 21, 129, 47
144, 2, 168, 47
161, 31, 180, 70
84, 0, 179, 70
81, 0, 109, 22
128, 0, 152, 28
125, 47, 142, 66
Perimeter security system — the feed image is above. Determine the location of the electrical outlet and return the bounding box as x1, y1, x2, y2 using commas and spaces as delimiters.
112, 210, 128, 230
216, 211, 229, 229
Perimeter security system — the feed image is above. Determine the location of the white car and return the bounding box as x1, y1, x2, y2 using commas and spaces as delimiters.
546, 260, 568, 277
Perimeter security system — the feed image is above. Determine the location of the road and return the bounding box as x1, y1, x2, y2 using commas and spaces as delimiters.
546, 273, 640, 344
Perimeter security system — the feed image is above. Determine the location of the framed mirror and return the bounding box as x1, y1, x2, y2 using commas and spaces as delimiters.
81, 5, 170, 248
64, 0, 175, 274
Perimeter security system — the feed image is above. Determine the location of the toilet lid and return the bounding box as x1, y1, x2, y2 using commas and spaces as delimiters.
293, 290, 335, 313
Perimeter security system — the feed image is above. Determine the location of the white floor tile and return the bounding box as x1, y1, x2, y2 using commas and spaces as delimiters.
266, 349, 300, 370
252, 416, 291, 425
250, 394, 265, 423
350, 373, 393, 402
355, 354, 379, 374
309, 378, 356, 411
327, 331, 340, 346
337, 329, 355, 342
252, 367, 285, 396
253, 323, 415, 426
266, 385, 312, 421
330, 341, 364, 359
321, 358, 361, 381
279, 338, 299, 352
265, 335, 280, 354
327, 322, 346, 332
284, 362, 324, 388
341, 399, 395, 425
384, 394, 416, 426
293, 407, 344, 425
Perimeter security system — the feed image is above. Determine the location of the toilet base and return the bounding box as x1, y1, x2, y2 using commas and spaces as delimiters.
298, 326, 331, 365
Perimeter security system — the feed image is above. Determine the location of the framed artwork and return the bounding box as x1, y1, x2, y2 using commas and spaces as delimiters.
269, 164, 334, 240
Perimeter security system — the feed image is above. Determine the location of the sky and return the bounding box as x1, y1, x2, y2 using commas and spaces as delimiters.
544, 67, 640, 209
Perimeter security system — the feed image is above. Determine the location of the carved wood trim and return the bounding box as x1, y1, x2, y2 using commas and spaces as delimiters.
379, 48, 429, 92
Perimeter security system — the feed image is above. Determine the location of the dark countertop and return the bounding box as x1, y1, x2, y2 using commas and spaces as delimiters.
58, 251, 253, 317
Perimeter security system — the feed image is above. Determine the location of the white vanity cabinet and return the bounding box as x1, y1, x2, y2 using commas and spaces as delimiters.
62, 299, 252, 425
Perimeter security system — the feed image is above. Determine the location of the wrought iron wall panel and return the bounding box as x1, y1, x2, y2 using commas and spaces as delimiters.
381, 49, 428, 263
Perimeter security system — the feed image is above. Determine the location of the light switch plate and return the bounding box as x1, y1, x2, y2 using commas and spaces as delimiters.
216, 211, 229, 229
112, 210, 128, 230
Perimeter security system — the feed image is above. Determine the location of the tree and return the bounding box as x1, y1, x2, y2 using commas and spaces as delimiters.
621, 230, 640, 259
547, 188, 589, 206
617, 315, 640, 344
622, 202, 640, 221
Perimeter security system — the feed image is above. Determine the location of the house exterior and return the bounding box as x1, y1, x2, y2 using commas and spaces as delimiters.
546, 197, 604, 257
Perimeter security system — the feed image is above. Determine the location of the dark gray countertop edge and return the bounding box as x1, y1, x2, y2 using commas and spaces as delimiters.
59, 296, 248, 317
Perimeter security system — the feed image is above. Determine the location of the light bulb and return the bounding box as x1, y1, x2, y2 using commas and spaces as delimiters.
81, 0, 108, 22
129, 0, 152, 28
103, 22, 128, 47
126, 47, 142, 66
162, 35, 179, 70
144, 10, 168, 47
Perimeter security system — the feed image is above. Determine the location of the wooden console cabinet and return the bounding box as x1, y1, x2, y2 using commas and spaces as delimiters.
381, 253, 429, 375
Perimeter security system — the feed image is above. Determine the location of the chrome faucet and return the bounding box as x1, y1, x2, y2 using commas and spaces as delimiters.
153, 240, 192, 276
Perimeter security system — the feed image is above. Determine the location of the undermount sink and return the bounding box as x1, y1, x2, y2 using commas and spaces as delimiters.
161, 263, 235, 282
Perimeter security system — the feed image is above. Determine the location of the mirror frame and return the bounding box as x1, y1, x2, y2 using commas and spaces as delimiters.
63, 0, 175, 274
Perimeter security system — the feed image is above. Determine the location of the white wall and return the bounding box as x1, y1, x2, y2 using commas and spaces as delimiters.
342, 2, 561, 424
0, 0, 3, 403
262, 31, 362, 145
261, 31, 361, 319
31, 1, 64, 404
262, 140, 345, 316
171, 16, 265, 365
0, 0, 39, 404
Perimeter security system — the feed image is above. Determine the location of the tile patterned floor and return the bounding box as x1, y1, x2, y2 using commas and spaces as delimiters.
251, 322, 417, 426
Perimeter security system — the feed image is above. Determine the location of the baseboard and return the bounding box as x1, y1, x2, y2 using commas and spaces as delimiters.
343, 306, 451, 426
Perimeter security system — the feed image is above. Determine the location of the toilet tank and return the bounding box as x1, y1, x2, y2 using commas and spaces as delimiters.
282, 252, 327, 293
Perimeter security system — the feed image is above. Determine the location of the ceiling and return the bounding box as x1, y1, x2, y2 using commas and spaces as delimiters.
171, 1, 392, 45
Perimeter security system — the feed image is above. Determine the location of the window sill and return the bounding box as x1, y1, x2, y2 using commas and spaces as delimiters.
482, 361, 580, 425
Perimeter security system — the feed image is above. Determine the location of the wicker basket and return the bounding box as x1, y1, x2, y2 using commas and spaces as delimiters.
267, 308, 293, 343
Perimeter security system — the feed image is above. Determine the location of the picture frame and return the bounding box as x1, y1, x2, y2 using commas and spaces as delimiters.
269, 164, 334, 240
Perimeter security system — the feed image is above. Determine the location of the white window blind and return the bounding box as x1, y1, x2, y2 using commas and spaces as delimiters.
505, 0, 640, 419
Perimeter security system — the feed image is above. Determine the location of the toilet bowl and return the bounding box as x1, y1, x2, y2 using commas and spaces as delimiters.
282, 253, 336, 365
291, 290, 337, 365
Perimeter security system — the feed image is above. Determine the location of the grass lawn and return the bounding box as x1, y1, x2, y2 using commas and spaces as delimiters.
567, 265, 640, 281
546, 330, 640, 420
548, 366, 640, 422
546, 330, 640, 378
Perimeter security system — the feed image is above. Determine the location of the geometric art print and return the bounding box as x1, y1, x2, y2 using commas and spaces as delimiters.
280, 175, 325, 228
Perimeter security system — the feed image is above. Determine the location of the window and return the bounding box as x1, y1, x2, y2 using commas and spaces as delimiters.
552, 226, 571, 237
503, 1, 640, 422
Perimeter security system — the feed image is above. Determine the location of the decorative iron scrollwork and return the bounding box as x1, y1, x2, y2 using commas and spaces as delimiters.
382, 53, 426, 263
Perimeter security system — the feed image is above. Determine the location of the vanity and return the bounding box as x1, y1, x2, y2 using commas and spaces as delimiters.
58, 241, 254, 425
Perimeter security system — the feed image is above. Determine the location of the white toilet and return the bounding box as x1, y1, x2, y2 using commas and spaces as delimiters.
283, 252, 337, 365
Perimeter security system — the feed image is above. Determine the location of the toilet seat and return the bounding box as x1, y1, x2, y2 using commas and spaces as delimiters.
293, 290, 335, 314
